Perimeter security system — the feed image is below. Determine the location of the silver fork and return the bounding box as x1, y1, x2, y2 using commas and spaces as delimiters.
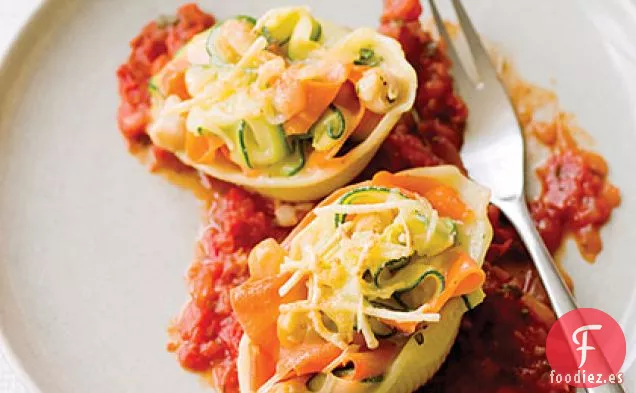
428, 1, 625, 392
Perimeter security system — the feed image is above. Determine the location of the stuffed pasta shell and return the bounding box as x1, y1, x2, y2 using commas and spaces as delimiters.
230, 166, 493, 393
147, 6, 416, 201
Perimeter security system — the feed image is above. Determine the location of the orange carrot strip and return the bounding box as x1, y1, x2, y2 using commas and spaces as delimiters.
425, 251, 485, 313
380, 319, 419, 334
423, 186, 473, 221
164, 70, 190, 99
304, 150, 332, 169
371, 171, 472, 221
284, 79, 344, 136
371, 171, 443, 195
282, 181, 374, 249
337, 343, 398, 380
184, 132, 224, 165
277, 337, 342, 377
230, 273, 307, 351
159, 57, 190, 99
250, 343, 277, 389
283, 61, 364, 137
447, 251, 485, 297
385, 252, 484, 333
334, 80, 361, 112
301, 81, 367, 168
348, 64, 370, 83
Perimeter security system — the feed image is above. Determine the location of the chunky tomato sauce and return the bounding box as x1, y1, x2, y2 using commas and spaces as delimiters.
530, 134, 621, 261
167, 186, 289, 390
116, 4, 214, 144
370, 13, 468, 174
116, 1, 620, 393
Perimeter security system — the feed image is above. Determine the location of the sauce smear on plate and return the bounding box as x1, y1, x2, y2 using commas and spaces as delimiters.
167, 186, 289, 390
116, 4, 214, 144
530, 123, 621, 261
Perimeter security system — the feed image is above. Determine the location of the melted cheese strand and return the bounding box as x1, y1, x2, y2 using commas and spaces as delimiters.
279, 256, 306, 272
313, 200, 423, 216
225, 36, 268, 81
310, 310, 348, 349
424, 209, 439, 245
353, 242, 379, 349
257, 372, 285, 393
322, 344, 361, 373
308, 277, 349, 349
279, 301, 358, 313
278, 269, 307, 297
167, 37, 268, 115
358, 297, 379, 349
316, 226, 346, 258
396, 213, 412, 250
364, 304, 441, 323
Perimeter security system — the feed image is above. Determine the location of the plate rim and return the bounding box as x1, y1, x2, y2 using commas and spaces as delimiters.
0, 1, 57, 391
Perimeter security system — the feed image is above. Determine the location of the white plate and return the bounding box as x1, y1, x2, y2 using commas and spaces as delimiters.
1, 0, 635, 392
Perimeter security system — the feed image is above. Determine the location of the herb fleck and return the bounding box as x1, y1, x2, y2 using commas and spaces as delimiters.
354, 48, 383, 67
461, 295, 473, 311
156, 14, 179, 29
414, 332, 424, 345
362, 375, 384, 383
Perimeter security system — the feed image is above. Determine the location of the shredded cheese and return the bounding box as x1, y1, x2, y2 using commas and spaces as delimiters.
225, 36, 268, 81
358, 298, 379, 349
279, 301, 357, 314
278, 269, 307, 297
272, 185, 468, 354
364, 304, 441, 323
312, 200, 423, 216
425, 209, 439, 245
323, 344, 361, 373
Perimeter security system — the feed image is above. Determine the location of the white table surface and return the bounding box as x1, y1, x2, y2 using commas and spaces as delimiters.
0, 1, 40, 391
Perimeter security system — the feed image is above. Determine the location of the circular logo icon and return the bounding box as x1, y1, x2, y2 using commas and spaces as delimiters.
546, 308, 626, 388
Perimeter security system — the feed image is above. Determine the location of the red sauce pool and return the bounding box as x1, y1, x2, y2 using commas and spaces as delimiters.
116, 4, 214, 144
529, 125, 621, 261
167, 187, 289, 390
116, 2, 620, 392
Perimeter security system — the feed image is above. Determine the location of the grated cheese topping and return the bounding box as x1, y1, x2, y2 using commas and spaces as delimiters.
276, 186, 460, 350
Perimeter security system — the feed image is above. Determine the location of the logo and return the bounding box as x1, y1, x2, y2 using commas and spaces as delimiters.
572, 324, 602, 368
546, 308, 626, 388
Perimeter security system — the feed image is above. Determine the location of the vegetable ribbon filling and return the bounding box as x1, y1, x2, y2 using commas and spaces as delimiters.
146, 6, 415, 180
230, 170, 487, 391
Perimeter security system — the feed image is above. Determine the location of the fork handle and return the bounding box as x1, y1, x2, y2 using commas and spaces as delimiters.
496, 197, 625, 393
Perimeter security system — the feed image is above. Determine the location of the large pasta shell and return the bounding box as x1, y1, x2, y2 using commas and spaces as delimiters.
237, 166, 493, 393
148, 9, 417, 201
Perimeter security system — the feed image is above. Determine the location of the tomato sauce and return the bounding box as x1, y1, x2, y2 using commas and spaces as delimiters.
530, 134, 620, 261
371, 16, 468, 175
116, 4, 214, 144
116, 1, 620, 392
167, 186, 290, 391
